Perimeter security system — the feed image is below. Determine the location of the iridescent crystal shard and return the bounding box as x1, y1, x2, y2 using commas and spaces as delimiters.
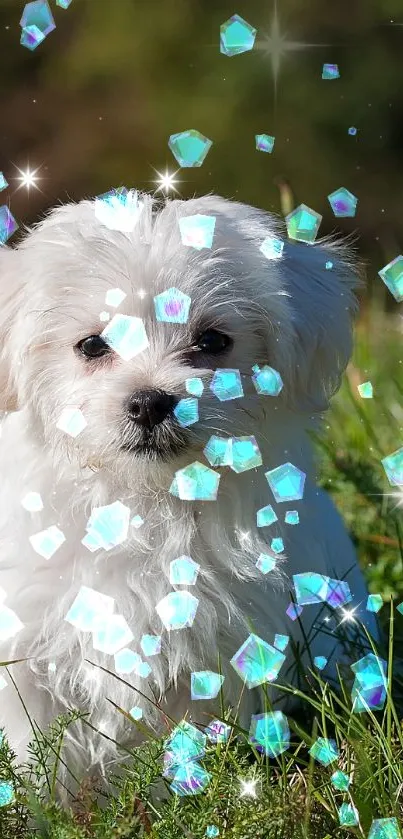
56, 407, 87, 438
230, 436, 262, 472
255, 134, 275, 153
154, 287, 191, 323
381, 446, 403, 486
271, 537, 284, 554
203, 436, 232, 468
105, 288, 126, 308
140, 634, 161, 656
0, 781, 14, 807
64, 586, 114, 632
186, 377, 204, 397
331, 769, 350, 791
314, 656, 327, 670
0, 206, 18, 244
129, 705, 143, 720
286, 603, 303, 621
367, 594, 383, 613
273, 634, 289, 651
205, 719, 231, 743
293, 573, 352, 608
210, 369, 244, 401
20, 0, 55, 50
191, 670, 225, 700
338, 803, 359, 827
351, 653, 388, 713
368, 818, 401, 839
285, 510, 299, 525
348, 126, 357, 135
179, 214, 216, 250
259, 237, 284, 259
251, 364, 283, 396
164, 720, 206, 768
230, 633, 285, 688
29, 525, 66, 559
358, 381, 373, 398
220, 14, 256, 56
114, 648, 151, 676
378, 255, 403, 302
174, 398, 199, 427
265, 462, 306, 502
322, 63, 340, 79
256, 553, 276, 574
0, 173, 8, 192
100, 314, 149, 361
83, 501, 130, 551
95, 187, 144, 233
327, 187, 358, 218
56, 0, 73, 7
309, 737, 339, 766
170, 761, 211, 796
170, 555, 200, 585
206, 827, 220, 838
156, 591, 199, 630
169, 461, 220, 500
285, 204, 322, 244
249, 711, 290, 756
256, 504, 278, 527
168, 130, 212, 167
92, 614, 134, 655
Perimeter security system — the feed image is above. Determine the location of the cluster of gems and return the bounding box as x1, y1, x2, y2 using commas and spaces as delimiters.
0, 8, 401, 833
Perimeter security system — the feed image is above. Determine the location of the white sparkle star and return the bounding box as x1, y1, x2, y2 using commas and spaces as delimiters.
152, 168, 181, 196
339, 607, 358, 624
14, 164, 42, 192
240, 778, 258, 798
255, 0, 327, 102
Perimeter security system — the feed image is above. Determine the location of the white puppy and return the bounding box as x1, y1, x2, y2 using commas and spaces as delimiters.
0, 192, 375, 789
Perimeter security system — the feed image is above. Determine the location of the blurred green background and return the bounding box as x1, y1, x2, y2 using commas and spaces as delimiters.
0, 0, 402, 599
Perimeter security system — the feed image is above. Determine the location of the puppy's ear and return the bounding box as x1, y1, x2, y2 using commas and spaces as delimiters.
0, 247, 23, 411
281, 239, 362, 413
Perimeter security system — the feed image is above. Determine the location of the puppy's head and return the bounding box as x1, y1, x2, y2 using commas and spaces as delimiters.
0, 193, 360, 479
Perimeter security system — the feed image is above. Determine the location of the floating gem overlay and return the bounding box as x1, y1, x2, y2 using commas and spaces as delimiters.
0, 781, 14, 807
0, 206, 18, 244
131, 514, 144, 529
249, 711, 290, 757
129, 706, 143, 721
20, 0, 55, 50
105, 288, 126, 308
285, 510, 299, 525
203, 436, 232, 468
56, 407, 87, 438
358, 381, 373, 398
220, 14, 257, 56
271, 537, 284, 554
255, 134, 275, 153
338, 803, 359, 827
101, 314, 149, 361
114, 648, 151, 677
154, 287, 191, 323
314, 656, 327, 670
230, 436, 262, 473
169, 461, 220, 501
322, 63, 340, 79
21, 491, 43, 512
256, 504, 278, 528
331, 769, 350, 791
64, 586, 115, 633
170, 555, 200, 586
210, 369, 244, 401
327, 187, 358, 218
156, 591, 199, 630
351, 653, 388, 713
191, 671, 225, 700
164, 720, 206, 769
168, 130, 212, 168
256, 553, 277, 574
309, 737, 339, 766
174, 398, 199, 427
378, 256, 403, 303
368, 818, 401, 839
230, 633, 285, 688
348, 126, 357, 135
273, 634, 289, 651
286, 603, 303, 621
170, 761, 211, 796
285, 204, 322, 244
29, 525, 66, 559
381, 446, 403, 486
83, 501, 130, 551
92, 614, 134, 655
367, 594, 383, 613
140, 634, 161, 656
0, 174, 8, 192
95, 187, 144, 232
205, 720, 231, 743
265, 462, 306, 503
186, 377, 204, 397
179, 214, 216, 250
260, 237, 284, 259
56, 0, 73, 6
206, 827, 220, 838
293, 573, 352, 608
252, 364, 283, 396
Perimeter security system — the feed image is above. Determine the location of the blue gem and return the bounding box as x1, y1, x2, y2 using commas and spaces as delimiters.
331, 770, 350, 791
348, 126, 357, 135
259, 237, 284, 260
174, 398, 199, 427
273, 634, 289, 651
382, 446, 403, 486
220, 14, 256, 56
0, 206, 18, 244
265, 462, 306, 502
0, 781, 14, 807
351, 653, 388, 713
170, 555, 200, 585
170, 761, 211, 796
322, 63, 340, 79
251, 364, 283, 396
186, 377, 204, 397
210, 369, 243, 401
368, 818, 401, 839
191, 671, 224, 700
203, 436, 232, 468
285, 204, 322, 244
231, 633, 285, 688
169, 461, 220, 501
230, 436, 262, 473
179, 214, 216, 250
256, 553, 276, 574
309, 737, 339, 765
168, 130, 212, 167
248, 711, 290, 756
338, 803, 359, 827
256, 504, 278, 528
156, 591, 199, 630
367, 594, 383, 613
20, 0, 56, 51
255, 134, 275, 153
205, 720, 231, 743
328, 187, 358, 218
285, 510, 299, 525
271, 537, 284, 554
379, 256, 403, 303
286, 603, 303, 621
154, 287, 191, 323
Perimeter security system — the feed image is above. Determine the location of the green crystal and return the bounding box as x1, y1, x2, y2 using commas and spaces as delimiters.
378, 256, 403, 303
285, 204, 322, 244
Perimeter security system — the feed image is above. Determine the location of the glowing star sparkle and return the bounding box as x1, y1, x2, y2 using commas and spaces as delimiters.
153, 168, 181, 196
240, 778, 258, 798
14, 165, 41, 192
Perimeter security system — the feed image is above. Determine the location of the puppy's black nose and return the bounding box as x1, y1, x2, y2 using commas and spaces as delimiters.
127, 390, 177, 430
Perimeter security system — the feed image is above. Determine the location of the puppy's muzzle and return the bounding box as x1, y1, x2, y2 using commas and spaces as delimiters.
126, 389, 178, 430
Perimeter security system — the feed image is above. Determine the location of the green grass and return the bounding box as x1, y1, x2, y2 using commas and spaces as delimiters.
0, 315, 402, 838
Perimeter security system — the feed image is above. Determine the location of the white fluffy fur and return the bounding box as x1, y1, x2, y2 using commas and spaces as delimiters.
0, 193, 376, 792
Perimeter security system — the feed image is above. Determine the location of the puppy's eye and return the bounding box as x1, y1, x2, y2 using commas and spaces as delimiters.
195, 329, 233, 355
76, 335, 110, 359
